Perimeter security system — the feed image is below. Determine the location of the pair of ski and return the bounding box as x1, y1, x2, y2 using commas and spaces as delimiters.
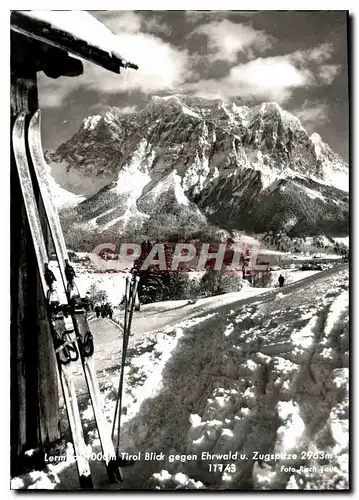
112, 275, 139, 458
12, 111, 122, 488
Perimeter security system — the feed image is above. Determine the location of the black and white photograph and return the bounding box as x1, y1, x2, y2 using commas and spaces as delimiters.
10, 8, 350, 490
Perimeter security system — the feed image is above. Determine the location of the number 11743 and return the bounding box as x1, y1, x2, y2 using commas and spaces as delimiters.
208, 464, 236, 473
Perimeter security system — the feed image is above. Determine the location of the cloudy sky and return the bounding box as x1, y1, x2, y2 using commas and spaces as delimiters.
37, 10, 349, 161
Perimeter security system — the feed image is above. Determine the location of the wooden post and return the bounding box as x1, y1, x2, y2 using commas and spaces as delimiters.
10, 13, 131, 477
11, 35, 60, 476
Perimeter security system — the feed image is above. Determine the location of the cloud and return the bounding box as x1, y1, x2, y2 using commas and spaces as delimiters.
37, 12, 342, 113
291, 43, 341, 84
143, 16, 173, 36
318, 64, 341, 84
184, 10, 256, 25
182, 44, 341, 104
191, 19, 274, 62
293, 43, 334, 64
93, 11, 142, 34
291, 101, 330, 130
184, 11, 228, 24
110, 32, 189, 92
94, 10, 172, 37
182, 56, 309, 103
95, 11, 189, 93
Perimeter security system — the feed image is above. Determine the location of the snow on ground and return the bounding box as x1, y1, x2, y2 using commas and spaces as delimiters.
321, 291, 349, 344
135, 286, 270, 316
109, 266, 349, 490
266, 270, 321, 288
12, 265, 349, 490
112, 313, 217, 428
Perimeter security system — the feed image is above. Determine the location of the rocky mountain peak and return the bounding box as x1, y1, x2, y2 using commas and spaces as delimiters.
146, 94, 229, 120
49, 94, 348, 239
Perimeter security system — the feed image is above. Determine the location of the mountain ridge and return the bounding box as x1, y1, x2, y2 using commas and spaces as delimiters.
46, 95, 349, 241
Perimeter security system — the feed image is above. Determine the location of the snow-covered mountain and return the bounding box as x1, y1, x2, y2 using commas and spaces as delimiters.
47, 95, 349, 237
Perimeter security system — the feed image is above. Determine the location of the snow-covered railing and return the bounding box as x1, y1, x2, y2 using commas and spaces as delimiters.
11, 10, 138, 74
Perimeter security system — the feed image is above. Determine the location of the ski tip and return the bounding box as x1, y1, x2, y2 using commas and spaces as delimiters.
12, 113, 26, 141
30, 109, 41, 127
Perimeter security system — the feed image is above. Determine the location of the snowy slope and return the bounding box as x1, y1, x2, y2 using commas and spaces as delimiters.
52, 184, 85, 209
40, 160, 85, 209
10, 265, 349, 490
112, 265, 349, 490
310, 133, 349, 192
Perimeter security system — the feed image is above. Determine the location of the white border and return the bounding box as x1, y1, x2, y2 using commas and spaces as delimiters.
0, 3, 356, 498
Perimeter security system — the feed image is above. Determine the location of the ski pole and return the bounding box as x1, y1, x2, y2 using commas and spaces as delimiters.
123, 276, 140, 354
114, 276, 139, 456
111, 276, 131, 439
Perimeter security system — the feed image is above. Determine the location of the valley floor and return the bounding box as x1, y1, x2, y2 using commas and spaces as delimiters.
11, 264, 349, 490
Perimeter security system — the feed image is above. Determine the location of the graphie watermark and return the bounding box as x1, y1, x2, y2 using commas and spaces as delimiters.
89, 240, 271, 275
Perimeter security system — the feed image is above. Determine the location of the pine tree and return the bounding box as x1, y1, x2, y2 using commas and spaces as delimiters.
133, 240, 193, 304
138, 265, 164, 304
